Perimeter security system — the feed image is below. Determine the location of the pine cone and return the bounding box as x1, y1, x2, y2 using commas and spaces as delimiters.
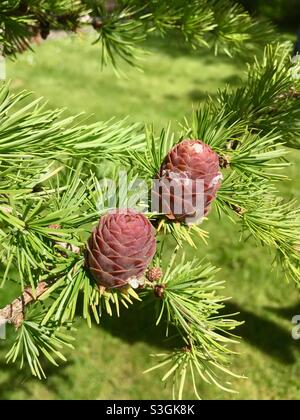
86, 210, 156, 289
154, 139, 222, 222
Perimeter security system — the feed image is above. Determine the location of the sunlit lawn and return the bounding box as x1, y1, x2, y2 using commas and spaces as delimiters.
0, 33, 300, 400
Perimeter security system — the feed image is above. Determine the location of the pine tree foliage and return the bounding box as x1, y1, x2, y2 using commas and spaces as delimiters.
124, 43, 300, 395
0, 2, 300, 401
142, 255, 242, 398
215, 44, 300, 149
0, 0, 276, 66
0, 84, 144, 163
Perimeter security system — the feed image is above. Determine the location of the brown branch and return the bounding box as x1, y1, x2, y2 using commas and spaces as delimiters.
0, 282, 48, 328
0, 223, 81, 328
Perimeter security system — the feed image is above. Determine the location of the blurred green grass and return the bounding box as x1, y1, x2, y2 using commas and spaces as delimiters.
1, 34, 300, 400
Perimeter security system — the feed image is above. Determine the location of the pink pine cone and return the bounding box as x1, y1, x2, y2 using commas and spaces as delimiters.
86, 210, 156, 289
157, 139, 222, 221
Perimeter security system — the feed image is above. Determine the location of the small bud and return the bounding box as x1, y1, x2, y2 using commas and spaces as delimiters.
40, 22, 50, 40
218, 155, 230, 169
92, 17, 103, 30
154, 284, 165, 299
18, 1, 29, 14
49, 223, 61, 230
146, 267, 163, 282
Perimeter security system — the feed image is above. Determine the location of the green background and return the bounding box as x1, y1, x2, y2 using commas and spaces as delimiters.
0, 32, 300, 399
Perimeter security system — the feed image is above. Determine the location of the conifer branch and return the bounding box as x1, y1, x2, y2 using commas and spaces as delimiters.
0, 218, 81, 327
141, 254, 242, 399
0, 82, 145, 166
0, 0, 276, 67
0, 281, 48, 327
0, 3, 299, 396
128, 43, 300, 287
